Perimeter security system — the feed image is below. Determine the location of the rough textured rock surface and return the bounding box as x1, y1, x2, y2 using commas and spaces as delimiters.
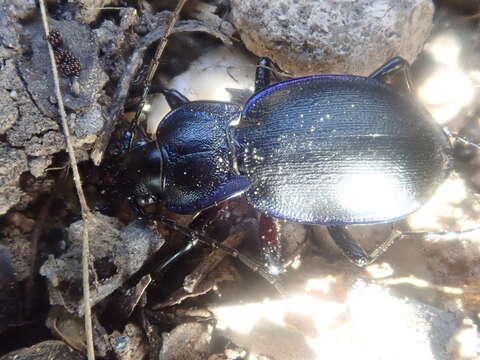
0, 5, 110, 214
40, 215, 164, 315
0, 245, 20, 335
0, 145, 28, 215
74, 0, 117, 24
0, 340, 85, 360
212, 280, 458, 360
159, 322, 214, 360
231, 0, 434, 76
19, 18, 108, 135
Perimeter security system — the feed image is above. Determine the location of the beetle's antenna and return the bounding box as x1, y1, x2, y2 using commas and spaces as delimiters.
127, 0, 189, 150
155, 215, 287, 295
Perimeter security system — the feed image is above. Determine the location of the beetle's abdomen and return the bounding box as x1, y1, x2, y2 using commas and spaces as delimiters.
234, 76, 452, 224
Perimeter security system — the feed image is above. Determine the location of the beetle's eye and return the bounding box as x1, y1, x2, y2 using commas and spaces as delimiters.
137, 197, 146, 207
146, 196, 155, 205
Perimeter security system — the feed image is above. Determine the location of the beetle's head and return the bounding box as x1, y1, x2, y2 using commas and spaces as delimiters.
121, 141, 166, 209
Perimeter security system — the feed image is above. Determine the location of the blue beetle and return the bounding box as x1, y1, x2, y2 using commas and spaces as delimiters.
121, 57, 454, 269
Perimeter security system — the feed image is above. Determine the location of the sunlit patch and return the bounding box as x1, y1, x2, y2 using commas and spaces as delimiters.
212, 278, 456, 359
366, 262, 394, 278
424, 32, 461, 66
418, 67, 474, 124
213, 295, 344, 335
267, 265, 282, 276
305, 276, 337, 294
290, 256, 302, 270
408, 176, 477, 236
450, 319, 480, 358
340, 173, 401, 217
376, 275, 464, 295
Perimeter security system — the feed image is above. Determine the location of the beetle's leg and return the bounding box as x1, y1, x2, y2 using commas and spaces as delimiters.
150, 87, 190, 110
125, 87, 190, 150
443, 127, 480, 151
368, 57, 413, 92
255, 57, 273, 93
402, 226, 480, 241
154, 237, 199, 276
156, 214, 286, 295
259, 215, 284, 275
153, 203, 228, 276
327, 226, 401, 267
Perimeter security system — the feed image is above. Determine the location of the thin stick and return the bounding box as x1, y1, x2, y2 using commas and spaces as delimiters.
38, 2, 95, 360
91, 0, 189, 164
127, 0, 189, 149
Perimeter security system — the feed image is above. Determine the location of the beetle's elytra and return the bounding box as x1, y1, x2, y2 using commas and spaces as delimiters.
235, 75, 452, 224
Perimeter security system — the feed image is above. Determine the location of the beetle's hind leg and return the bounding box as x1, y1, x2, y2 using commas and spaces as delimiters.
259, 215, 284, 274
368, 57, 413, 92
443, 127, 480, 152
327, 226, 401, 267
155, 214, 287, 295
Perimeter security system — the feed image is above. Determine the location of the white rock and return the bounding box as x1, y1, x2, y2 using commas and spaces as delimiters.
147, 46, 256, 134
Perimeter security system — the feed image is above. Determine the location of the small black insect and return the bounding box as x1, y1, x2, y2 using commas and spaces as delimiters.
46, 29, 63, 49
119, 57, 478, 287
47, 29, 81, 78
54, 48, 81, 77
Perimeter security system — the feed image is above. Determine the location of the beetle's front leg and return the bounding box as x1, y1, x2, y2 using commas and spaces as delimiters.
124, 87, 190, 150
327, 226, 401, 267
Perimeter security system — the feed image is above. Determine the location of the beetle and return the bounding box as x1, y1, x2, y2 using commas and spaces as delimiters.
120, 56, 472, 280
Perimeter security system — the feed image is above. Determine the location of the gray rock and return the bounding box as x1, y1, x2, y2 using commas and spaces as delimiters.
0, 3, 21, 53
0, 144, 28, 215
73, 105, 105, 138
231, 0, 434, 76
0, 225, 32, 281
212, 280, 458, 360
74, 0, 115, 24
0, 245, 20, 335
119, 7, 139, 31
159, 323, 214, 360
5, 0, 37, 20
0, 340, 85, 360
19, 19, 109, 131
0, 89, 18, 135
40, 215, 164, 315
28, 156, 53, 178
345, 280, 457, 360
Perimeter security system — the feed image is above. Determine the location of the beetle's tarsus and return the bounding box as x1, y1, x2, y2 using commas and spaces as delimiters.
443, 127, 480, 151
327, 226, 402, 267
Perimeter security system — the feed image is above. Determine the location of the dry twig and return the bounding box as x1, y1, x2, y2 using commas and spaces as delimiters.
92, 0, 189, 165
38, 1, 95, 359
